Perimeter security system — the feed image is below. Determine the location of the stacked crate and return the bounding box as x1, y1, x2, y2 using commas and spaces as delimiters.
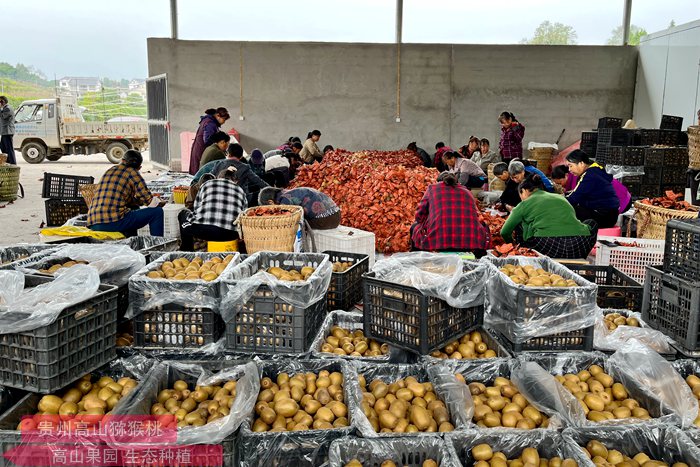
41, 173, 94, 227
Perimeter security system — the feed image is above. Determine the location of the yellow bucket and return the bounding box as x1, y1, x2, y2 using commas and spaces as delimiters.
172, 189, 187, 204
208, 239, 239, 252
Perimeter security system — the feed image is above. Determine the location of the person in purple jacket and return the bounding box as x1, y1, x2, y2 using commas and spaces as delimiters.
189, 107, 230, 175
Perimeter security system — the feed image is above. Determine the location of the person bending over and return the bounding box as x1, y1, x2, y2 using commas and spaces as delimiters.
258, 186, 341, 230
442, 151, 487, 189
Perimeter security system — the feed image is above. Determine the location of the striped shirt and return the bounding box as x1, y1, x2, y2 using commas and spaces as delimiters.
87, 164, 152, 225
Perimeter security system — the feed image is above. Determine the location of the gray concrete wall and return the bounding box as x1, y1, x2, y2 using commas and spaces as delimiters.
147, 39, 638, 170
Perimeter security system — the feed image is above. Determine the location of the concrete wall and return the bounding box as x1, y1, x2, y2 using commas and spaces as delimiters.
147, 39, 638, 170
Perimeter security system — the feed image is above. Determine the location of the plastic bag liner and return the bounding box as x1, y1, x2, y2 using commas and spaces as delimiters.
515, 351, 681, 427
371, 252, 487, 309
0, 244, 59, 270
562, 424, 700, 466
445, 430, 591, 465
309, 310, 391, 362
126, 252, 240, 319
606, 165, 645, 178
0, 265, 100, 333
608, 341, 698, 428
347, 361, 470, 438
328, 436, 461, 467
483, 257, 597, 343
17, 243, 146, 287
219, 252, 332, 321
110, 360, 259, 446
672, 359, 700, 444
237, 359, 355, 467
594, 308, 674, 355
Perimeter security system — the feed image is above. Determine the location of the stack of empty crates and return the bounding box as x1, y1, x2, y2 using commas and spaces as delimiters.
41, 172, 94, 227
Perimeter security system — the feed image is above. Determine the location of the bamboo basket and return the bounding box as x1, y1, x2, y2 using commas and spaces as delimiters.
0, 154, 7, 165
0, 165, 20, 202
634, 200, 699, 239
240, 205, 303, 253
688, 126, 700, 170
487, 163, 506, 191
79, 184, 97, 208
529, 147, 554, 174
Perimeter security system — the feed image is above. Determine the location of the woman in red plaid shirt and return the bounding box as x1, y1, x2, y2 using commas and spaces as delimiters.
498, 111, 525, 162
410, 173, 490, 256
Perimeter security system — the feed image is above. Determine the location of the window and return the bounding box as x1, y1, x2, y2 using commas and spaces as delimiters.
14, 104, 43, 123
48, 104, 55, 119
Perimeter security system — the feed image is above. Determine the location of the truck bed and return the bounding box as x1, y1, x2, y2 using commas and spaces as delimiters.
62, 121, 148, 139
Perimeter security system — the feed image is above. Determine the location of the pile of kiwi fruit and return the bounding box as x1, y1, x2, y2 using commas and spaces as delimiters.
498, 264, 578, 288
555, 365, 651, 422
345, 460, 437, 467
603, 312, 640, 330
19, 374, 138, 430
471, 445, 578, 466
430, 330, 497, 360
149, 379, 237, 428
38, 259, 89, 274
116, 332, 133, 347
456, 375, 548, 429
252, 370, 348, 432
359, 375, 454, 433
332, 261, 353, 273
266, 266, 316, 282
320, 326, 389, 358
683, 374, 700, 427
146, 255, 235, 281
583, 440, 688, 467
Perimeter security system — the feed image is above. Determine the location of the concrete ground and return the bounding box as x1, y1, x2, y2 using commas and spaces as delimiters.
0, 151, 165, 246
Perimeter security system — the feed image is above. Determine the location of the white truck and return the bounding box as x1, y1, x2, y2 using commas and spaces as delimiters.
13, 97, 148, 164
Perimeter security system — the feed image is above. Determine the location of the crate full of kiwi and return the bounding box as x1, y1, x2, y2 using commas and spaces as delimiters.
219, 252, 331, 354
0, 244, 57, 271
311, 310, 391, 361
563, 264, 643, 312
128, 252, 239, 350
324, 251, 369, 311
328, 436, 458, 467
238, 359, 354, 467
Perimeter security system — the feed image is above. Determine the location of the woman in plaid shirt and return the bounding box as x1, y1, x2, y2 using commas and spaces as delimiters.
498, 111, 525, 162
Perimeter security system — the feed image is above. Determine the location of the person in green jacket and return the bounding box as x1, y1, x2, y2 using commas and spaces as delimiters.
500, 175, 598, 259
198, 131, 231, 168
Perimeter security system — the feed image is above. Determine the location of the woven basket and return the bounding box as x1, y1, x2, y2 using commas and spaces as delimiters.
688, 126, 700, 170
0, 154, 7, 165
240, 205, 303, 254
634, 200, 699, 239
0, 165, 20, 202
529, 147, 554, 174
487, 163, 506, 191
79, 184, 97, 208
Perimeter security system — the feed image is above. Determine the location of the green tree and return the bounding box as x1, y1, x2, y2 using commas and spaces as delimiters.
606, 25, 648, 45
669, 20, 676, 28
521, 21, 578, 45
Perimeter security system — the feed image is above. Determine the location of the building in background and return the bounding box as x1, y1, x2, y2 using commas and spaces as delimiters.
58, 76, 102, 96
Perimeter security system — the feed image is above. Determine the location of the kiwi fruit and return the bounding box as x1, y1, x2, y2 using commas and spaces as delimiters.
252, 370, 347, 432
147, 254, 235, 282
267, 265, 316, 282
471, 445, 577, 465
499, 264, 577, 288
320, 326, 388, 358
554, 365, 651, 422
38, 260, 89, 275
345, 460, 438, 467
332, 262, 353, 273
603, 312, 641, 330
583, 440, 685, 467
682, 374, 700, 427
431, 330, 497, 360
149, 379, 238, 429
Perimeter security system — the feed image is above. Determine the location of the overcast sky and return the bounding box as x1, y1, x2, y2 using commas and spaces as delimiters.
3, 0, 696, 80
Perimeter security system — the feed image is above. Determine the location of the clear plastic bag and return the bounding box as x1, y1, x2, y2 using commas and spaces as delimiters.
594, 308, 674, 355
0, 265, 100, 333
371, 252, 487, 309
328, 436, 461, 467
0, 244, 59, 270
606, 165, 645, 178
111, 360, 259, 446
220, 252, 332, 322
347, 361, 470, 439
309, 310, 391, 362
483, 257, 598, 343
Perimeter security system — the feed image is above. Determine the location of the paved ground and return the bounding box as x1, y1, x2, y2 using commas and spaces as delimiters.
0, 152, 165, 245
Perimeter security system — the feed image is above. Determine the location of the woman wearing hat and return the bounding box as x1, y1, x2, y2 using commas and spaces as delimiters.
258, 186, 341, 230
565, 150, 620, 228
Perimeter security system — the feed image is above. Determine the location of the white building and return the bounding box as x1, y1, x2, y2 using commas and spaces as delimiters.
58, 77, 102, 95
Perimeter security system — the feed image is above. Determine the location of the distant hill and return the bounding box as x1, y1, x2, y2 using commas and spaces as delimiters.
0, 78, 53, 109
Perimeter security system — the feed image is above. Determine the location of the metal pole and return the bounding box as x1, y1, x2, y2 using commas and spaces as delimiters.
395, 0, 403, 121
170, 0, 179, 40
622, 0, 632, 45
395, 0, 403, 44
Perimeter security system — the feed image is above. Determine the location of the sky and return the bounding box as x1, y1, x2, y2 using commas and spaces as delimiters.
2, 0, 697, 80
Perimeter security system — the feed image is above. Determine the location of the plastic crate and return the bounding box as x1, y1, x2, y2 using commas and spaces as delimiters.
639, 183, 685, 199
312, 225, 376, 267
325, 251, 369, 310
422, 326, 512, 364
609, 146, 645, 166
662, 165, 689, 185
598, 117, 623, 129
595, 236, 665, 284
661, 114, 684, 131
133, 304, 224, 349
41, 173, 94, 199
621, 176, 642, 197
642, 265, 700, 353
116, 235, 179, 262
659, 130, 682, 146
665, 218, 700, 282
0, 276, 118, 393
220, 252, 329, 354
311, 310, 392, 362
493, 325, 593, 353
0, 245, 58, 271
643, 166, 662, 185
596, 129, 637, 163
44, 198, 88, 227
363, 266, 485, 355
328, 437, 457, 467
644, 146, 688, 166
564, 264, 643, 312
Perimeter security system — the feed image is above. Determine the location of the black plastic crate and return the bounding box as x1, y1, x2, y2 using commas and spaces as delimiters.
642, 266, 700, 353
564, 264, 643, 312
0, 275, 118, 393
493, 325, 593, 353
664, 218, 700, 282
117, 236, 179, 263
325, 250, 369, 311
639, 129, 661, 146
598, 117, 623, 129
0, 245, 57, 271
596, 128, 637, 163
133, 304, 224, 349
363, 268, 485, 355
580, 131, 598, 156
609, 146, 645, 166
44, 198, 88, 227
639, 184, 685, 199
659, 130, 682, 146
328, 436, 455, 467
643, 166, 663, 185
661, 114, 684, 131
221, 252, 329, 354
644, 147, 665, 166
41, 173, 94, 199
662, 165, 688, 185
644, 146, 688, 166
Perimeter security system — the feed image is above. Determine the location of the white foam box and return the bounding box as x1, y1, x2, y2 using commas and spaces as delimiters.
312, 225, 376, 267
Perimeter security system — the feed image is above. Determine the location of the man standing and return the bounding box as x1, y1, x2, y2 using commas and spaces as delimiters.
0, 96, 15, 164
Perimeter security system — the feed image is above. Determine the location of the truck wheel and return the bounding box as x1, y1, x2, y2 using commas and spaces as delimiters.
21, 142, 47, 164
46, 154, 63, 162
106, 142, 129, 164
